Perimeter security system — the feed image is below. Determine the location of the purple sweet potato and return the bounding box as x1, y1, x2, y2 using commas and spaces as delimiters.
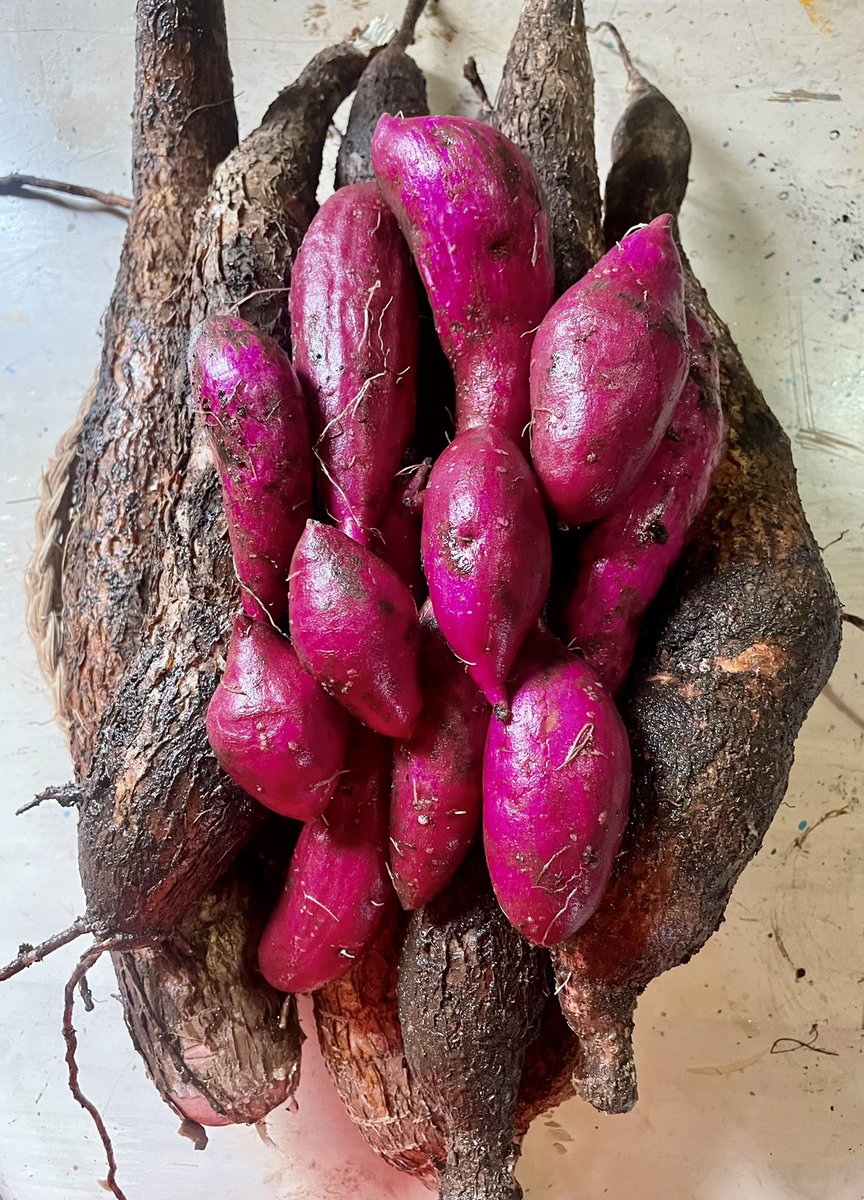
420, 426, 551, 719
258, 727, 394, 993
205, 614, 351, 821
188, 315, 313, 625
370, 462, 429, 603
483, 629, 631, 947
371, 113, 554, 444
289, 520, 422, 738
529, 214, 688, 527
290, 182, 418, 545
390, 604, 488, 910
561, 313, 725, 694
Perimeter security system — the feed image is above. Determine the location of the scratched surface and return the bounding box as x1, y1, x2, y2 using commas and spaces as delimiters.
0, 1, 861, 1198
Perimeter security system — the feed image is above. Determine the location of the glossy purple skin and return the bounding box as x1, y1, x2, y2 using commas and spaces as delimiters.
205, 615, 350, 821
420, 426, 551, 719
483, 630, 631, 948
289, 520, 422, 738
188, 315, 313, 625
390, 604, 489, 910
371, 473, 426, 603
530, 214, 689, 527
258, 728, 394, 993
561, 313, 725, 694
290, 183, 418, 544
371, 113, 554, 445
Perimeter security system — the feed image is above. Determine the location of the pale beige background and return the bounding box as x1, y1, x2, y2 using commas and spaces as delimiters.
0, 1, 861, 1198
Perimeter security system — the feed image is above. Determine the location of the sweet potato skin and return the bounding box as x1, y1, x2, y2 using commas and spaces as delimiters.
371, 114, 553, 444
371, 466, 428, 603
420, 427, 551, 718
257, 728, 394, 993
291, 183, 418, 544
483, 630, 631, 947
205, 615, 350, 821
289, 520, 422, 738
530, 214, 688, 527
188, 315, 312, 625
390, 606, 488, 910
561, 312, 724, 694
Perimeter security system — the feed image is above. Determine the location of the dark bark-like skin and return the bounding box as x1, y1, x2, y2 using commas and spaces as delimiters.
398, 857, 546, 1200
601, 28, 691, 247
314, 924, 575, 1189
34, 0, 307, 1137
75, 40, 372, 937
552, 56, 842, 1115
313, 918, 447, 1189
335, 0, 430, 188
62, 0, 239, 773
112, 822, 302, 1129
494, 0, 603, 293
187, 40, 369, 340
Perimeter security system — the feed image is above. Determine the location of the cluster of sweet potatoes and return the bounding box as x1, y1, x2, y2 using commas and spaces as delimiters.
5, 2, 840, 1199
197, 124, 728, 1002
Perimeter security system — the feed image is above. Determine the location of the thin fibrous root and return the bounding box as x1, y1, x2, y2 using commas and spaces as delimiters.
587, 21, 640, 86
463, 57, 492, 114
842, 612, 864, 632
64, 936, 156, 1200
0, 173, 131, 212
0, 916, 90, 981
17, 781, 84, 816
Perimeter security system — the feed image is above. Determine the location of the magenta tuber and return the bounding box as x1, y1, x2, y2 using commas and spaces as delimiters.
205, 615, 351, 821
290, 182, 418, 545
390, 604, 488, 910
529, 214, 688, 527
483, 628, 631, 947
420, 426, 551, 719
258, 727, 394, 993
289, 520, 422, 738
371, 113, 554, 444
187, 315, 313, 626
561, 312, 725, 693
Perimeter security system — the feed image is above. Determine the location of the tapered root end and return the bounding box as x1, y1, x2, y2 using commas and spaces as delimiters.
572, 1023, 637, 1114
440, 1150, 523, 1200
553, 964, 639, 1114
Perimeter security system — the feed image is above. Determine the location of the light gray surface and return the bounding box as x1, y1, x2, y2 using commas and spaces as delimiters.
0, 1, 861, 1198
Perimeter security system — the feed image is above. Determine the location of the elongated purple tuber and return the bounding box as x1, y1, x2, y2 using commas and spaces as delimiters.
483, 629, 631, 947
530, 214, 688, 527
291, 182, 418, 544
561, 312, 725, 693
390, 604, 488, 910
205, 615, 351, 821
371, 113, 554, 444
421, 427, 551, 719
289, 520, 422, 738
370, 461, 430, 603
188, 315, 313, 625
258, 727, 394, 993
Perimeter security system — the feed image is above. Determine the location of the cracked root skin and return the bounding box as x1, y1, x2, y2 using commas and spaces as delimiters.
494, 0, 603, 291
314, 919, 447, 1189
73, 38, 370, 938
113, 824, 302, 1126
553, 254, 842, 1113
398, 858, 546, 1200
314, 921, 578, 1189
61, 0, 239, 773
